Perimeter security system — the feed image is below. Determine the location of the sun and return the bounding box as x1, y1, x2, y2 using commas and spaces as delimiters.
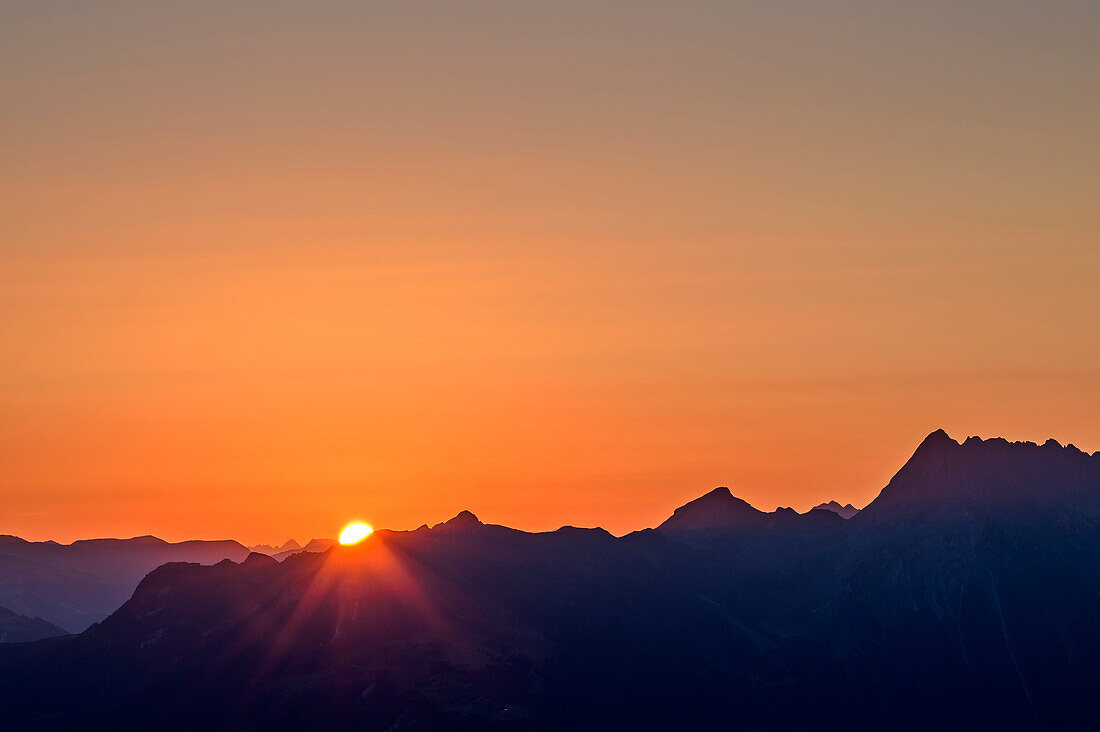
339, 522, 373, 545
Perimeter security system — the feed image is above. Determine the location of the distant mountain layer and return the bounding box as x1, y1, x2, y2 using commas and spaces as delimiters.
813, 500, 860, 518
0, 606, 67, 644
246, 539, 301, 555
0, 536, 249, 632
1, 430, 1097, 729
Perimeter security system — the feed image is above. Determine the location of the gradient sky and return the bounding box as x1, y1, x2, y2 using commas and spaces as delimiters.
2, 1, 1098, 544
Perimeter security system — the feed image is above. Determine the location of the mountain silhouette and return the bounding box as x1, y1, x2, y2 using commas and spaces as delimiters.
0, 536, 249, 632
812, 500, 859, 518
431, 509, 487, 531
266, 537, 335, 561
0, 606, 68, 644
1, 430, 1097, 729
859, 429, 1100, 522
248, 539, 304, 555
658, 486, 768, 531
659, 486, 847, 534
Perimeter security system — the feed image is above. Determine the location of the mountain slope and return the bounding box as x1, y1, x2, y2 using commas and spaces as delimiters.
0, 606, 68, 644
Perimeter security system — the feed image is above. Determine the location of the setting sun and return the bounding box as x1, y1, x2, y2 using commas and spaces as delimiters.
338, 522, 373, 545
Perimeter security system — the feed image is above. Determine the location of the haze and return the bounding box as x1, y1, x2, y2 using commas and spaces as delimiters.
2, 1, 1098, 544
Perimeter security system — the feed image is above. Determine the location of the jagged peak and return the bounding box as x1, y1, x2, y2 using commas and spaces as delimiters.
861, 429, 1100, 518
812, 501, 860, 519
659, 486, 766, 532
451, 509, 481, 524
675, 486, 756, 511
908, 430, 1094, 461
433, 510, 483, 530
917, 428, 958, 451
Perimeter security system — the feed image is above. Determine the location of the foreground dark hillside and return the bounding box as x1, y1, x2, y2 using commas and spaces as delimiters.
1, 431, 1097, 730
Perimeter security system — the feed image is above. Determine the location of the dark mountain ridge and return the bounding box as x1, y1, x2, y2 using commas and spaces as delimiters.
657, 486, 845, 533
858, 429, 1100, 523
1, 430, 1098, 730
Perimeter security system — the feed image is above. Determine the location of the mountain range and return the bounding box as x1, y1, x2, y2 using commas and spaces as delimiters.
0, 535, 251, 633
247, 539, 302, 555
0, 430, 1097, 729
0, 534, 342, 635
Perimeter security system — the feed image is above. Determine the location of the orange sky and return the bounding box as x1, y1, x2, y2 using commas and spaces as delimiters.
2, 1, 1098, 544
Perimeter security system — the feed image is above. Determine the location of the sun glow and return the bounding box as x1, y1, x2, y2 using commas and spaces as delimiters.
339, 522, 373, 545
